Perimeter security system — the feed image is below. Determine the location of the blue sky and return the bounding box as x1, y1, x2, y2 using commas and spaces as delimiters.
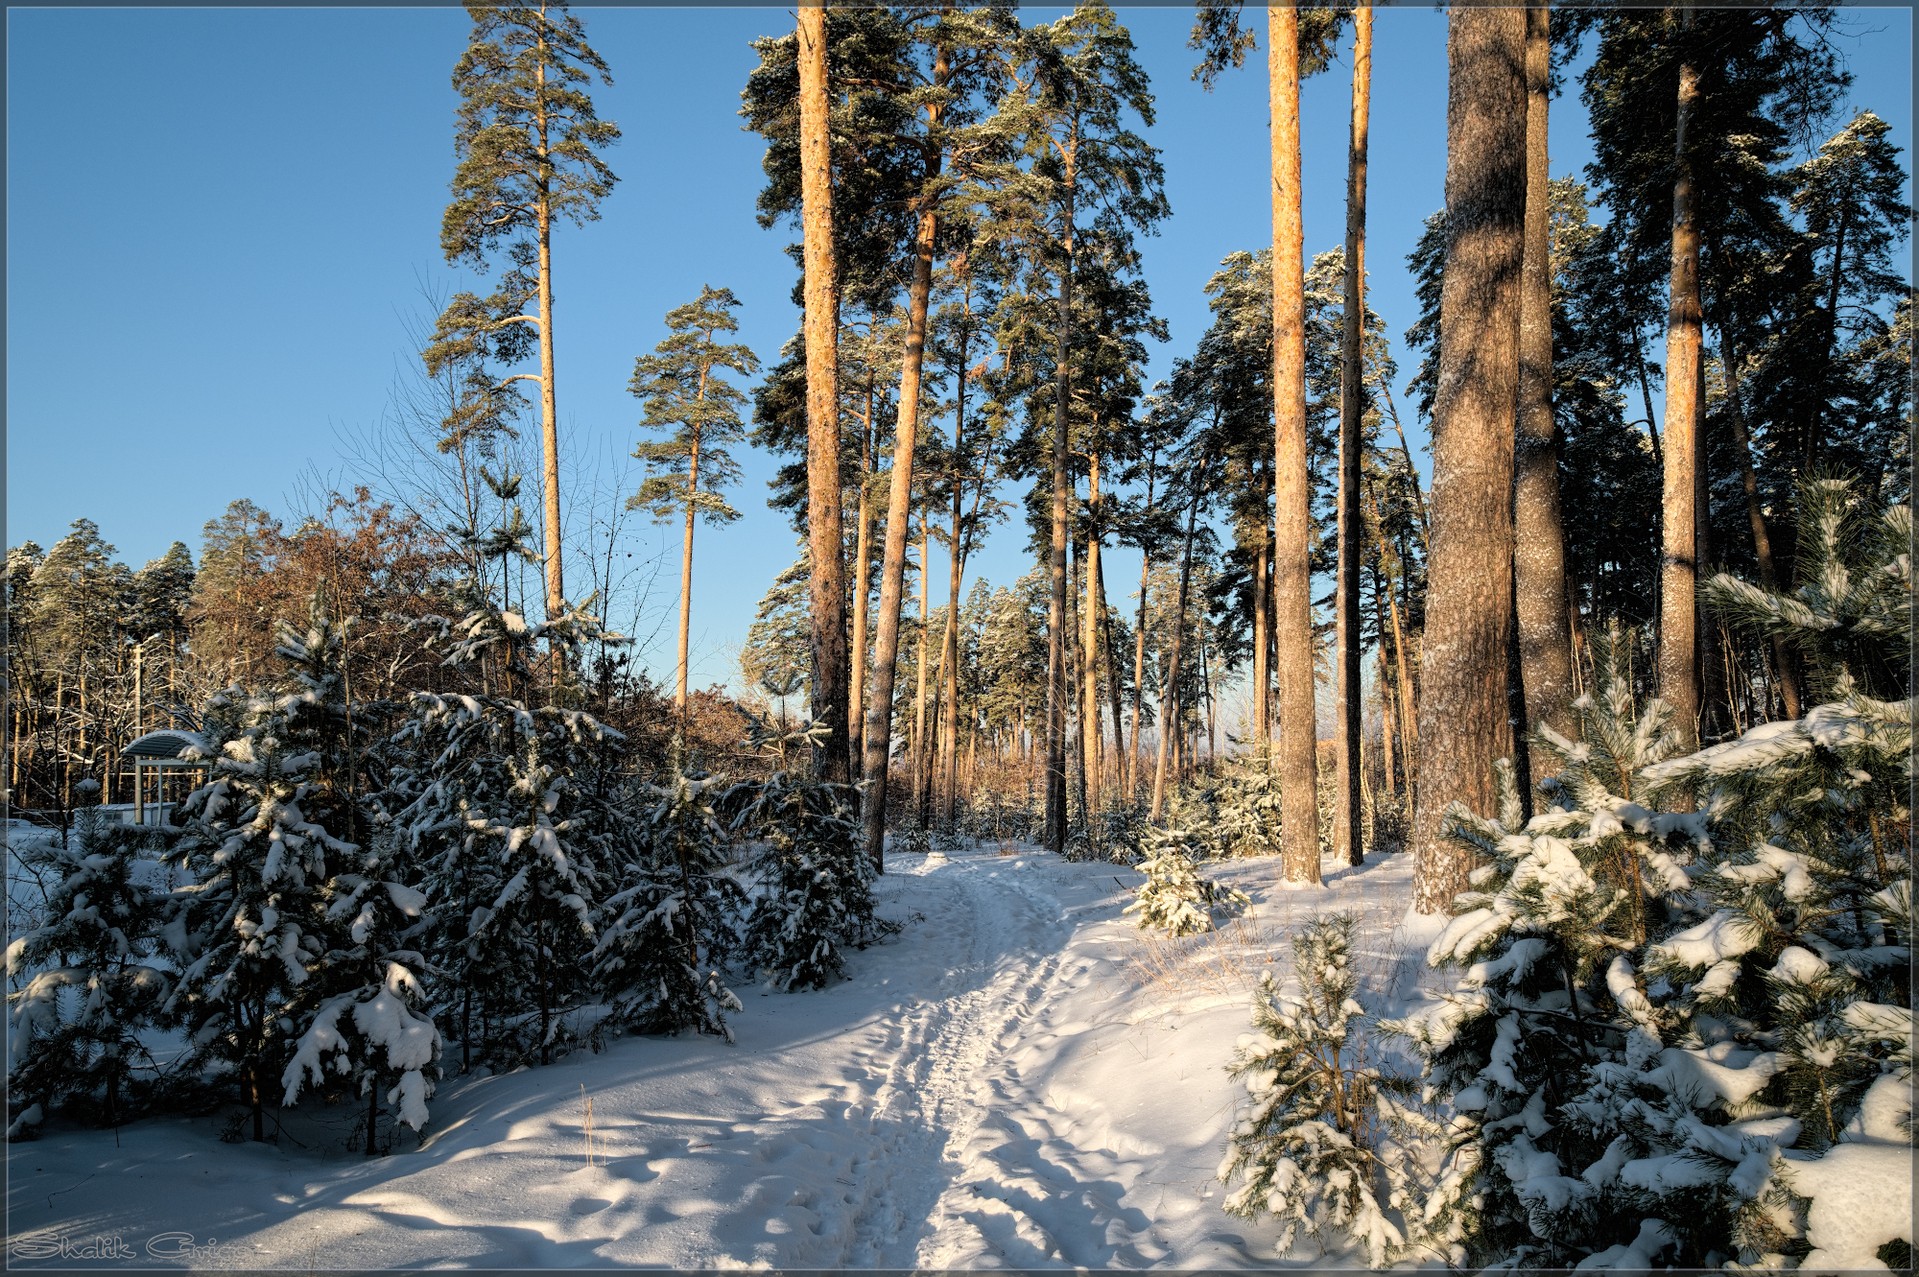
6, 5, 1910, 700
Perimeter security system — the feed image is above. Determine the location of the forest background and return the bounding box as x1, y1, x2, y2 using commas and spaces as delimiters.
10, 4, 1907, 706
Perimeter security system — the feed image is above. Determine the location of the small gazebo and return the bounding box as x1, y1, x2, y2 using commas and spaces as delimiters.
124, 729, 210, 826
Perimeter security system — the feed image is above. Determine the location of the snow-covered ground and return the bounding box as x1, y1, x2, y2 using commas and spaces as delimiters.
8, 841, 1423, 1270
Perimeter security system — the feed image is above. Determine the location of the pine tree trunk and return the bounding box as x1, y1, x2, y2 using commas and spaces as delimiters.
1251, 513, 1271, 751
1808, 207, 1849, 472
1067, 534, 1089, 837
1378, 641, 1398, 801
1099, 549, 1125, 804
533, 55, 565, 681
1412, 5, 1527, 915
1151, 482, 1204, 821
1130, 551, 1150, 801
676, 429, 702, 718
860, 99, 943, 867
1658, 10, 1703, 756
1129, 448, 1156, 799
1380, 382, 1430, 548
1696, 353, 1723, 740
913, 508, 933, 824
1044, 137, 1077, 857
1333, 4, 1373, 870
798, 2, 851, 783
1251, 495, 1271, 753
1080, 458, 1104, 822
1722, 339, 1801, 718
939, 414, 965, 828
1512, 3, 1577, 752
1270, 1, 1321, 884
850, 381, 876, 764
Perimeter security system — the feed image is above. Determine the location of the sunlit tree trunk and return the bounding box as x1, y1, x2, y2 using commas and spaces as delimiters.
1151, 480, 1205, 821
859, 199, 939, 865
849, 375, 876, 764
860, 35, 947, 864
533, 53, 565, 650
1332, 3, 1373, 868
913, 507, 933, 824
1080, 457, 1105, 820
1513, 3, 1576, 756
1044, 134, 1078, 856
798, 1, 851, 781
1129, 447, 1157, 799
1270, 0, 1321, 884
1412, 5, 1527, 915
1099, 550, 1124, 803
1658, 6, 1703, 755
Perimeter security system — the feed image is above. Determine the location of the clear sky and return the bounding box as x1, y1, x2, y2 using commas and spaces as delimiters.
7, 5, 1911, 699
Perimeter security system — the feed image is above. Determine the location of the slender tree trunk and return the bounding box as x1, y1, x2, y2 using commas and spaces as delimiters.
1412, 5, 1527, 915
1099, 549, 1124, 802
1151, 479, 1205, 821
1658, 9, 1703, 756
534, 58, 565, 680
1333, 4, 1373, 869
1080, 458, 1105, 820
1379, 382, 1431, 547
850, 380, 876, 764
938, 448, 964, 832
1635, 346, 1666, 469
1377, 611, 1398, 801
1808, 209, 1849, 472
913, 507, 933, 824
1696, 353, 1722, 740
1067, 534, 1089, 836
1270, 0, 1321, 885
1129, 449, 1157, 798
1251, 515, 1271, 751
798, 2, 851, 782
1044, 138, 1078, 857
675, 424, 704, 718
1513, 2, 1576, 756
1391, 526, 1419, 766
1722, 340, 1801, 718
860, 88, 944, 867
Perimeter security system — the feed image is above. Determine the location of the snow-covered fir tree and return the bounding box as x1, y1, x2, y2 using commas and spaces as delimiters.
7, 806, 173, 1136
733, 764, 887, 992
1210, 759, 1286, 859
1220, 913, 1419, 1266
1391, 479, 1912, 1269
280, 823, 439, 1154
165, 607, 362, 1143
1124, 824, 1248, 937
393, 492, 625, 1068
591, 771, 744, 1038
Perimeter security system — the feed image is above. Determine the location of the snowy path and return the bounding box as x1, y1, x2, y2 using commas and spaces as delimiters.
7, 843, 1418, 1270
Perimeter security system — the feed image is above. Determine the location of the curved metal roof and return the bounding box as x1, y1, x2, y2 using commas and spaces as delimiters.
125, 729, 208, 760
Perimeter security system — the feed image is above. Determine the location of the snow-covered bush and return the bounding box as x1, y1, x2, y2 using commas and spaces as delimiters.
1393, 480, 1913, 1269
7, 815, 173, 1136
733, 770, 892, 991
1124, 825, 1249, 937
1220, 913, 1421, 1265
592, 771, 744, 1038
